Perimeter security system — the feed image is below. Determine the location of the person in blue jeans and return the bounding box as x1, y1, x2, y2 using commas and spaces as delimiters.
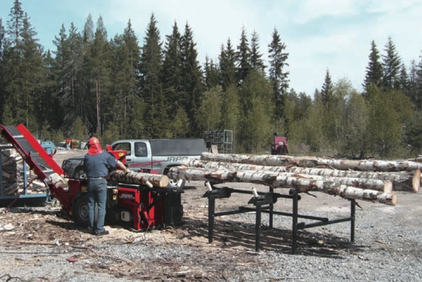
84, 137, 128, 236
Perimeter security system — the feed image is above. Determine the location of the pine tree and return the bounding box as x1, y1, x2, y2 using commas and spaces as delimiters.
77, 14, 96, 136
53, 22, 84, 133
219, 39, 236, 91
0, 19, 6, 124
407, 60, 419, 110
3, 0, 25, 125
268, 28, 289, 127
161, 22, 183, 119
249, 30, 265, 73
320, 69, 338, 146
321, 69, 334, 106
204, 56, 220, 90
382, 36, 401, 90
416, 52, 422, 110
398, 63, 409, 93
40, 50, 61, 131
180, 22, 203, 136
235, 27, 251, 86
6, 0, 24, 47
363, 40, 383, 89
139, 14, 166, 138
89, 16, 111, 135
109, 20, 141, 138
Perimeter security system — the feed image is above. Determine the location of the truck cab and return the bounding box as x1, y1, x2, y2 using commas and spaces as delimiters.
111, 139, 206, 187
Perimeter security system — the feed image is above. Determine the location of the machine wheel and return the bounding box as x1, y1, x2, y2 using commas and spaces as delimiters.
168, 178, 186, 188
73, 193, 96, 227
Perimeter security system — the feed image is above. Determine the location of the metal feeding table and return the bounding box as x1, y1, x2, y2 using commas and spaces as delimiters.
203, 182, 356, 254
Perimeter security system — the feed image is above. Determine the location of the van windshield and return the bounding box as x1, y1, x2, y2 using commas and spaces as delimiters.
150, 139, 206, 156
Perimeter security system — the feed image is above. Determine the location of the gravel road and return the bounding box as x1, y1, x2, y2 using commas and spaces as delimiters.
1, 176, 421, 281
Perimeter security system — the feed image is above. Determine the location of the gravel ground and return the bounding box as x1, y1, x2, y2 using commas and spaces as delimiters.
0, 178, 421, 282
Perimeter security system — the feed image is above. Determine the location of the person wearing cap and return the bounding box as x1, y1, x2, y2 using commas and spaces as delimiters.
84, 137, 128, 236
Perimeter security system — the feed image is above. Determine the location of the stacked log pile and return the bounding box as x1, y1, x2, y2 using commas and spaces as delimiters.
1, 149, 21, 195
1, 148, 46, 196
168, 153, 422, 206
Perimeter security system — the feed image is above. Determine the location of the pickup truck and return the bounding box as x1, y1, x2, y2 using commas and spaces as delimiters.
111, 139, 207, 187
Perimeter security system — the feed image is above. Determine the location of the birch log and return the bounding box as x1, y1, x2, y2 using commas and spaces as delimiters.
201, 152, 422, 172
109, 170, 169, 187
183, 159, 420, 192
168, 166, 396, 205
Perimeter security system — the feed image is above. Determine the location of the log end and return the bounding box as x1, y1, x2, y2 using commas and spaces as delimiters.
412, 169, 421, 193
159, 175, 170, 187
391, 194, 398, 206
384, 181, 393, 194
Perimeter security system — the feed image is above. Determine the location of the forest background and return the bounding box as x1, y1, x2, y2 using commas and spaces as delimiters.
1, 0, 422, 159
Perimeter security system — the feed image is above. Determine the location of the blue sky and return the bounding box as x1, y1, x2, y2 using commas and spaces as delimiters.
1, 0, 422, 95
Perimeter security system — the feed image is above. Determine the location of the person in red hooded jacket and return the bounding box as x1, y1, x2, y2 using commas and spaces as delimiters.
84, 137, 128, 235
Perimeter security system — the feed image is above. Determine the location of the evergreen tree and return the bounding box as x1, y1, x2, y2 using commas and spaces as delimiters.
53, 22, 85, 132
139, 14, 166, 138
398, 63, 409, 93
219, 39, 236, 91
382, 36, 401, 90
3, 5, 44, 130
109, 20, 141, 138
415, 52, 422, 110
180, 22, 203, 136
249, 30, 265, 73
407, 60, 420, 110
6, 0, 24, 47
235, 27, 251, 86
3, 0, 25, 125
320, 69, 339, 147
161, 22, 183, 119
33, 50, 59, 133
363, 40, 383, 90
268, 28, 289, 127
204, 56, 220, 90
320, 69, 334, 106
0, 19, 6, 123
89, 16, 111, 135
17, 13, 45, 131
77, 14, 96, 136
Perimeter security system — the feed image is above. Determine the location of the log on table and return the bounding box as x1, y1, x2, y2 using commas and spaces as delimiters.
168, 166, 396, 205
201, 152, 422, 172
109, 170, 169, 187
183, 159, 419, 192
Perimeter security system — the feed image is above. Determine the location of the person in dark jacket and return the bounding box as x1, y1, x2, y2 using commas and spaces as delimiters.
84, 137, 128, 236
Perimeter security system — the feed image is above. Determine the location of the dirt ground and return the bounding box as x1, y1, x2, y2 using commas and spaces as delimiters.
0, 149, 421, 281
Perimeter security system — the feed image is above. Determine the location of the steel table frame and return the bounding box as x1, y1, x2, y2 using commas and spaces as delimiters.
203, 184, 356, 254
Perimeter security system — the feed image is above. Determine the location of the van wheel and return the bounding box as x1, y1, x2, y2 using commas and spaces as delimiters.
168, 178, 186, 188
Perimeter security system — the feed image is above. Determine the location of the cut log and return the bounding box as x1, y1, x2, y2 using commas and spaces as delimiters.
109, 170, 169, 188
201, 152, 422, 172
168, 166, 396, 205
183, 159, 419, 192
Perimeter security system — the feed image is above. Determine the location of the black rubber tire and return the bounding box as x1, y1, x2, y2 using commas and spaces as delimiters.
168, 178, 186, 188
73, 193, 96, 227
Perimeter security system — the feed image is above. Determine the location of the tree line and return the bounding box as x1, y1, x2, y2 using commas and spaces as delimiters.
1, 0, 422, 159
